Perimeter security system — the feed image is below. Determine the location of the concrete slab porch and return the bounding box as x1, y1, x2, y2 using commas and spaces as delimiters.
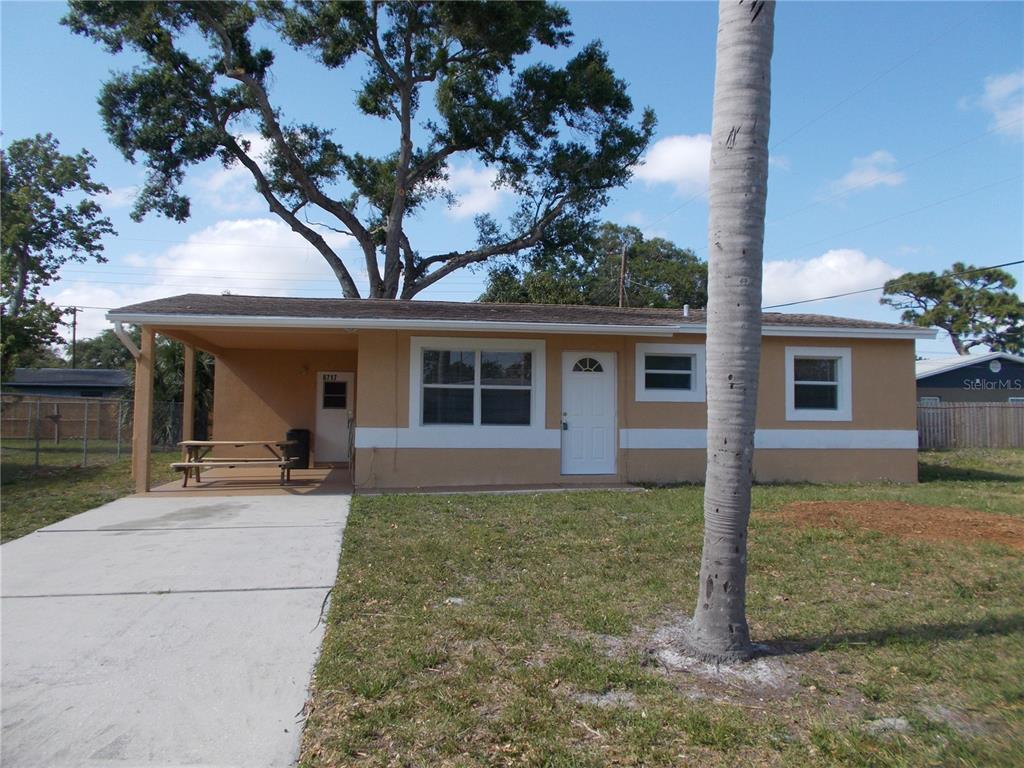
1, 492, 349, 768
148, 465, 353, 496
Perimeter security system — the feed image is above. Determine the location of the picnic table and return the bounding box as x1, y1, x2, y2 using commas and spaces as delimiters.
172, 440, 298, 487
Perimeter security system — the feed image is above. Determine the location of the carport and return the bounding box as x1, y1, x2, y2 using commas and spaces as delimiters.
112, 314, 361, 494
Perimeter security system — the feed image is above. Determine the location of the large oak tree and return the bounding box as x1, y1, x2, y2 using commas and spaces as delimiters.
65, 1, 655, 299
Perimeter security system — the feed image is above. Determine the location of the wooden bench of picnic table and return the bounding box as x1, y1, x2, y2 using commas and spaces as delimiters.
173, 440, 298, 487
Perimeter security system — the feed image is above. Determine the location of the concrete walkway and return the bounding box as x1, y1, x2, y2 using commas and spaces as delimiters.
1, 493, 349, 768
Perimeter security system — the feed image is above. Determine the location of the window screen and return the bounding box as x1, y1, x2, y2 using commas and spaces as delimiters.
480, 351, 532, 425
421, 348, 533, 426
793, 357, 839, 410
643, 353, 693, 391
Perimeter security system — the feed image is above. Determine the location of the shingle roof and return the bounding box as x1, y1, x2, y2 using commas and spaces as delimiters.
109, 293, 919, 332
9, 368, 130, 388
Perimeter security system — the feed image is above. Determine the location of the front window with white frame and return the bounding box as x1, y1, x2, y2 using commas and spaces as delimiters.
411, 337, 545, 429
635, 343, 706, 402
785, 346, 852, 421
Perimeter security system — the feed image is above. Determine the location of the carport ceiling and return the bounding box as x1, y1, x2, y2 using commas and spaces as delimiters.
155, 326, 360, 352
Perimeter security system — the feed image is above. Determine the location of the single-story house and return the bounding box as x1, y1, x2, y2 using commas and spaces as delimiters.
107, 294, 935, 492
2, 367, 130, 398
916, 352, 1024, 404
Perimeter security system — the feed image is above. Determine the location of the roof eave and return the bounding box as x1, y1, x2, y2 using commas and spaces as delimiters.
106, 311, 937, 340
915, 351, 1024, 379
105, 312, 679, 337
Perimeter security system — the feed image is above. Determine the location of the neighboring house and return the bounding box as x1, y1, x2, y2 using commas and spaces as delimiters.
915, 352, 1024, 404
2, 368, 130, 399
108, 294, 935, 491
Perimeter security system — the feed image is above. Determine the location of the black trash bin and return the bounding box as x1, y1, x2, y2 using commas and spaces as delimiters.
285, 428, 311, 469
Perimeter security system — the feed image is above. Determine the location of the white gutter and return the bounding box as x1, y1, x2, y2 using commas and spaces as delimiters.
105, 311, 936, 340
112, 321, 141, 360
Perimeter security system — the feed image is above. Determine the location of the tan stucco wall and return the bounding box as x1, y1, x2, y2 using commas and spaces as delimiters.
353, 447, 918, 488
757, 337, 917, 429
753, 449, 918, 483
213, 348, 356, 460
356, 330, 409, 428
353, 331, 916, 431
628, 449, 920, 485
211, 329, 918, 486
354, 448, 562, 488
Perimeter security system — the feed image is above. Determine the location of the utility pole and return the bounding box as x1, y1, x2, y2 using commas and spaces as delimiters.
69, 306, 79, 368
617, 245, 627, 307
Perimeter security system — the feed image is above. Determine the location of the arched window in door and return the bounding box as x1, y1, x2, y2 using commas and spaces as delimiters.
572, 357, 604, 373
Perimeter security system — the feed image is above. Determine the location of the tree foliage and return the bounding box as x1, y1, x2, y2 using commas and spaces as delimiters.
1, 304, 66, 379
72, 327, 138, 370
64, 0, 655, 299
1, 133, 114, 377
480, 223, 707, 308
880, 262, 1024, 354
75, 327, 215, 438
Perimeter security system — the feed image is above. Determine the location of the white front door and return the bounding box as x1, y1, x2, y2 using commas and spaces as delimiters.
315, 371, 354, 463
561, 352, 616, 475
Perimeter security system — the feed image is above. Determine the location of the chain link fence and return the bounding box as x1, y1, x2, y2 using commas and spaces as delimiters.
1, 395, 183, 472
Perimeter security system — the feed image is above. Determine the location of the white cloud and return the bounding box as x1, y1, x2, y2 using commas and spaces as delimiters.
634, 133, 711, 196
193, 133, 273, 213
444, 163, 507, 219
44, 217, 359, 340
972, 70, 1024, 139
762, 248, 902, 308
101, 185, 138, 209
828, 151, 906, 196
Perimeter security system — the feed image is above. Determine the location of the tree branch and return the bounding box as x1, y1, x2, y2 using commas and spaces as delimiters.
407, 143, 459, 186
220, 134, 361, 298
402, 198, 569, 298
194, 4, 382, 293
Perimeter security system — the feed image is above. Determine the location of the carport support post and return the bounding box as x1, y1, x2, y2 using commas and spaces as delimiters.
182, 343, 195, 459
132, 327, 155, 493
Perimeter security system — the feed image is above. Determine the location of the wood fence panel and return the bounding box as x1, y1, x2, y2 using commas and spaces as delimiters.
917, 403, 1024, 449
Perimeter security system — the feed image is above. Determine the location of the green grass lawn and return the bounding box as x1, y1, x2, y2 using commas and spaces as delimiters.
302, 450, 1024, 767
1, 443, 178, 542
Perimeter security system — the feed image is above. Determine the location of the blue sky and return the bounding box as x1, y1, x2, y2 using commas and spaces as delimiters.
2, 1, 1022, 357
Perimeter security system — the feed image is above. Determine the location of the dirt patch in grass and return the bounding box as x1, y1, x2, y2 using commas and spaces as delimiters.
779, 500, 1024, 552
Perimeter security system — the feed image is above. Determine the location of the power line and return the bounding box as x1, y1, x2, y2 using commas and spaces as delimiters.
766, 117, 1023, 226
769, 15, 965, 151
59, 259, 1024, 321
619, 16, 972, 236
59, 265, 488, 286
766, 174, 1022, 262
762, 259, 1024, 310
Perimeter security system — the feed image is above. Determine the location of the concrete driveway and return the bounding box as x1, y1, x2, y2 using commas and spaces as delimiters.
1, 493, 349, 768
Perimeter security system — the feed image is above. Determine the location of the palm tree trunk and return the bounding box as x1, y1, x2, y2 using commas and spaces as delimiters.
687, 0, 775, 662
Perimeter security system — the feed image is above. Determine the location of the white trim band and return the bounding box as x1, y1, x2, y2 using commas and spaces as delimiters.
620, 429, 708, 449
355, 427, 918, 450
621, 428, 918, 450
755, 429, 918, 449
355, 426, 562, 450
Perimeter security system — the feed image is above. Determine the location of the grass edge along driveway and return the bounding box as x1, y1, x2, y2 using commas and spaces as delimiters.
1, 448, 178, 542
301, 450, 1023, 767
